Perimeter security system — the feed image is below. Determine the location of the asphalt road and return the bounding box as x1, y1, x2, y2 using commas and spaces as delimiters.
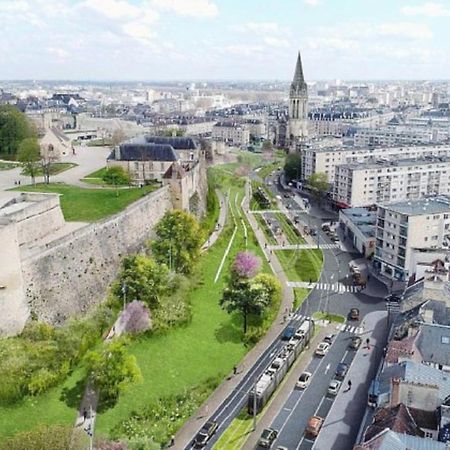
185, 169, 387, 450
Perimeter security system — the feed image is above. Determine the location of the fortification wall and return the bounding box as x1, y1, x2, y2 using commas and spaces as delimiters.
21, 186, 172, 325
0, 220, 29, 336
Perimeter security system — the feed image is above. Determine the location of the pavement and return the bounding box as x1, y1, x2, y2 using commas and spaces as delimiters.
0, 144, 109, 191
201, 189, 228, 253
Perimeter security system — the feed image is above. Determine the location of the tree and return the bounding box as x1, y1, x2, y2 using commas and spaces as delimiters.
151, 210, 204, 274
232, 252, 261, 279
17, 137, 40, 185
220, 278, 271, 334
85, 338, 142, 405
284, 153, 301, 182
103, 166, 130, 186
111, 128, 126, 147
0, 105, 35, 158
251, 273, 282, 305
41, 152, 58, 184
307, 172, 329, 202
114, 255, 169, 309
119, 300, 152, 334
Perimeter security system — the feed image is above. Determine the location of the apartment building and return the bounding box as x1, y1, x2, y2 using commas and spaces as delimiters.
354, 126, 447, 147
301, 143, 450, 183
333, 157, 450, 208
373, 197, 450, 283
211, 121, 250, 147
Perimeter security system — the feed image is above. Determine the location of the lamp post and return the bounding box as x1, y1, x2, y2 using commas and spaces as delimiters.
121, 283, 126, 311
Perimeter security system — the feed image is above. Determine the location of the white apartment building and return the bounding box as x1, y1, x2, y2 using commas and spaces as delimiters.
373, 197, 450, 283
334, 157, 450, 208
212, 122, 250, 146
354, 126, 447, 147
301, 144, 450, 184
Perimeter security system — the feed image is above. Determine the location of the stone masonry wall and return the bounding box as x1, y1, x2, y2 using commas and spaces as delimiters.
21, 186, 172, 324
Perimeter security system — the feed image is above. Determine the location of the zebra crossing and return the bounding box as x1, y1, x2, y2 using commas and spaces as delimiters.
287, 281, 359, 293
291, 313, 364, 335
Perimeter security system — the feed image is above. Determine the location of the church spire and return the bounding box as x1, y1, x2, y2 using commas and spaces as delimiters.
292, 51, 306, 88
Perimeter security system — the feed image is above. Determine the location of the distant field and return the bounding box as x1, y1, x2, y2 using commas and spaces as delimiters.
12, 183, 158, 222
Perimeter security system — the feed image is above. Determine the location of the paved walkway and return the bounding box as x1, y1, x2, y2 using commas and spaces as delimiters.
173, 179, 298, 449
313, 310, 388, 450
201, 189, 228, 253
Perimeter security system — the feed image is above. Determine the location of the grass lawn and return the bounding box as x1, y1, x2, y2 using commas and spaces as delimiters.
293, 288, 311, 310
12, 183, 157, 222
85, 138, 113, 147
276, 249, 323, 282
275, 213, 306, 245
254, 213, 277, 245
0, 161, 20, 170
313, 312, 346, 323
81, 167, 108, 185
256, 161, 280, 180
213, 410, 253, 450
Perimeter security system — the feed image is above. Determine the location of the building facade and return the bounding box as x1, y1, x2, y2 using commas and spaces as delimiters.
373, 197, 450, 283
211, 121, 250, 147
334, 157, 450, 207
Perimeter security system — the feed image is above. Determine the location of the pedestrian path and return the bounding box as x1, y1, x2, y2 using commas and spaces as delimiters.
287, 280, 359, 293
268, 243, 339, 250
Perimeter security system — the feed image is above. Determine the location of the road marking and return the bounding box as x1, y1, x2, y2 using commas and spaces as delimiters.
325, 363, 330, 374
283, 407, 292, 412
296, 395, 328, 450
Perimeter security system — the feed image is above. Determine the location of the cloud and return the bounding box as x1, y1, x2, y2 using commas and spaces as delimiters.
305, 36, 359, 51
46, 47, 69, 60
377, 22, 433, 40
224, 44, 264, 57
151, 0, 218, 18
264, 37, 290, 48
240, 22, 280, 33
304, 0, 320, 5
401, 2, 450, 17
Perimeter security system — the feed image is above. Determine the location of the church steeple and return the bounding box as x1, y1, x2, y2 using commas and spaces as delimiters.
292, 51, 306, 88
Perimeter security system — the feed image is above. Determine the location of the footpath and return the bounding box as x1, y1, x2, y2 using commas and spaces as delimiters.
174, 180, 301, 449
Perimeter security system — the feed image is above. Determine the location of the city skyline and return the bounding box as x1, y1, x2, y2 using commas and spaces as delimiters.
1, 0, 450, 81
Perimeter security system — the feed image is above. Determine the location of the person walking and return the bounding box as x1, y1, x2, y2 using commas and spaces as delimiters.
233, 365, 237, 375
170, 436, 175, 447
366, 338, 371, 349
347, 380, 352, 391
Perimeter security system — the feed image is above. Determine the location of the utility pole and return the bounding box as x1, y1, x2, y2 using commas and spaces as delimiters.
122, 283, 126, 311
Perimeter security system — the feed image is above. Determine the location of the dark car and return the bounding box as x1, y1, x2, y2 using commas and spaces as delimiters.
349, 336, 362, 350
385, 294, 402, 303
258, 428, 278, 448
193, 421, 218, 447
323, 334, 335, 344
282, 326, 296, 341
335, 362, 349, 380
310, 229, 317, 236
283, 193, 290, 198
349, 308, 360, 321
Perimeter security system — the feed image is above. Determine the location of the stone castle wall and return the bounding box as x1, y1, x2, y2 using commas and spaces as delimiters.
21, 186, 172, 325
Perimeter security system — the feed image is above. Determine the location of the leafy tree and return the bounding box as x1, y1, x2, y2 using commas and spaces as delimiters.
220, 278, 271, 334
0, 105, 35, 158
17, 137, 40, 184
232, 252, 261, 279
41, 153, 58, 184
262, 139, 273, 153
284, 153, 301, 182
85, 338, 142, 405
307, 172, 329, 202
113, 255, 169, 309
103, 166, 130, 186
0, 424, 85, 450
119, 300, 152, 334
251, 273, 282, 305
151, 210, 204, 274
111, 128, 126, 147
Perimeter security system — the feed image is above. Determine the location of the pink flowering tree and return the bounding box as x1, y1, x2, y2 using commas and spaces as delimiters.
232, 251, 261, 279
119, 300, 152, 334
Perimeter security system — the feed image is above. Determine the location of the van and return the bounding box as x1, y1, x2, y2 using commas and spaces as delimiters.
305, 416, 324, 438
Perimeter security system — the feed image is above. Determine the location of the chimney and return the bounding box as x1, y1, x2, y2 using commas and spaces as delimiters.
390, 378, 401, 406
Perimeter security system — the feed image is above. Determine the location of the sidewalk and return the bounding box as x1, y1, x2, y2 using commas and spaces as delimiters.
242, 324, 335, 450
313, 310, 388, 450
201, 189, 228, 252
173, 180, 298, 449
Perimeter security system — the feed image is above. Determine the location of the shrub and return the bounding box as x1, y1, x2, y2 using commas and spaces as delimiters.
119, 300, 152, 335
103, 166, 130, 185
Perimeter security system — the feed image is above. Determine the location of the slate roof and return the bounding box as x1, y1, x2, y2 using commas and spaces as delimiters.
292, 51, 307, 89
415, 323, 450, 368
129, 135, 198, 150
117, 144, 178, 162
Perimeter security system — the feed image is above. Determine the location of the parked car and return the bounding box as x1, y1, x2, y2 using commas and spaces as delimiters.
323, 334, 335, 344
282, 326, 296, 341
335, 362, 349, 380
349, 308, 360, 320
315, 342, 330, 356
258, 428, 278, 448
330, 235, 340, 242
283, 193, 290, 198
296, 371, 312, 389
385, 294, 402, 303
193, 421, 218, 447
305, 416, 324, 438
328, 379, 341, 396
321, 224, 331, 232
349, 336, 362, 350
310, 229, 317, 236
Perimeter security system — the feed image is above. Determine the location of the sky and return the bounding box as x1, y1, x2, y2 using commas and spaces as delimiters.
0, 0, 449, 81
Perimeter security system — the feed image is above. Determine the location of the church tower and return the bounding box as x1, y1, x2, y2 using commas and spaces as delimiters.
288, 51, 308, 148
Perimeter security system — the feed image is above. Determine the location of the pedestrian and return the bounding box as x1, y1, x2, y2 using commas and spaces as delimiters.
309, 278, 312, 285
233, 365, 237, 375
283, 315, 287, 323
367, 274, 370, 281
347, 380, 352, 391
264, 242, 267, 249
14, 180, 17, 185
366, 338, 370, 349
83, 408, 88, 422
170, 436, 175, 447
18, 180, 21, 185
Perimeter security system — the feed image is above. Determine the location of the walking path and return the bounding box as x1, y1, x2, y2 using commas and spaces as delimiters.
201, 189, 228, 253
174, 179, 307, 449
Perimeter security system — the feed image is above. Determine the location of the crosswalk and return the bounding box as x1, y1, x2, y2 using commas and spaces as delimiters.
291, 314, 364, 335
287, 281, 359, 293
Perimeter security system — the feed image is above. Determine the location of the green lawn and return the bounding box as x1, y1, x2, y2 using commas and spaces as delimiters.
12, 183, 157, 222
254, 213, 277, 245
256, 161, 280, 180
22, 162, 77, 177
275, 213, 306, 245
313, 312, 346, 323
213, 410, 253, 450
276, 249, 323, 282
81, 167, 108, 185
293, 288, 311, 310
0, 161, 20, 170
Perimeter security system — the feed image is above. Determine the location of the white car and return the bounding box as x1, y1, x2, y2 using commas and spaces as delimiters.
328, 379, 341, 396
315, 342, 330, 357
296, 371, 312, 389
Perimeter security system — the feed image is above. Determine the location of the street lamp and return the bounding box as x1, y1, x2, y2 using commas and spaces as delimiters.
121, 283, 127, 311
